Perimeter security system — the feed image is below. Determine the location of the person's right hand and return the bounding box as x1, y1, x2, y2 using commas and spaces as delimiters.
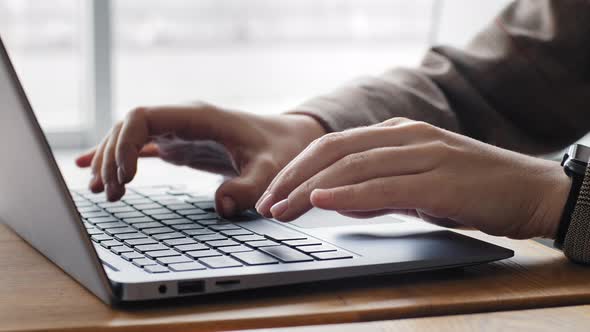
75, 102, 325, 217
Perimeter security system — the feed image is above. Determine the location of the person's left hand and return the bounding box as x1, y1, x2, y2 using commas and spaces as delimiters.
255, 118, 571, 239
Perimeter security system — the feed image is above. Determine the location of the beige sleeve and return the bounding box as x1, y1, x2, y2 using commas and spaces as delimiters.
292, 0, 590, 155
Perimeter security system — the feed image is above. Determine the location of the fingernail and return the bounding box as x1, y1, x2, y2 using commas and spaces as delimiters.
222, 196, 237, 217
255, 191, 270, 209
117, 166, 126, 185
270, 198, 289, 219
311, 189, 331, 202
256, 193, 274, 215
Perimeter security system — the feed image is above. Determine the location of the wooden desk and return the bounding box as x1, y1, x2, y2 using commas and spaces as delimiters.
252, 305, 590, 331
2, 222, 590, 332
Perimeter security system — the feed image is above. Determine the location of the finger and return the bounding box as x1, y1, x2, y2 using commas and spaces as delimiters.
269, 145, 439, 221
138, 143, 160, 157
89, 135, 109, 193
259, 122, 439, 215
102, 123, 125, 201
309, 174, 431, 211
114, 105, 234, 185
214, 156, 277, 218
337, 208, 403, 219
75, 148, 96, 168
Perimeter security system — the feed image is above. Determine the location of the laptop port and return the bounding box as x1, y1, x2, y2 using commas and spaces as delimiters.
215, 279, 240, 287
178, 280, 205, 294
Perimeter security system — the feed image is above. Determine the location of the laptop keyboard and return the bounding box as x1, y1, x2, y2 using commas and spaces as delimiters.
71, 186, 353, 274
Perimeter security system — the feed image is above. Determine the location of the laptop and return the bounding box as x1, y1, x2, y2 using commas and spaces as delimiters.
0, 37, 513, 305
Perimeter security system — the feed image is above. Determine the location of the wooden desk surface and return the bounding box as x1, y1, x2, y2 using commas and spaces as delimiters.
2, 222, 590, 332
252, 305, 590, 332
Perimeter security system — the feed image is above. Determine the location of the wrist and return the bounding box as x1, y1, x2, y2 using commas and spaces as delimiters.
540, 163, 572, 239
281, 113, 327, 145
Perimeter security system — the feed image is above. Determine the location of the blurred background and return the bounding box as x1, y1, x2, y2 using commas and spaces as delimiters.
0, 0, 510, 149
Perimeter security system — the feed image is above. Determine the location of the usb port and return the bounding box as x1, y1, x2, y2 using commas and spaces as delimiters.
178, 280, 205, 294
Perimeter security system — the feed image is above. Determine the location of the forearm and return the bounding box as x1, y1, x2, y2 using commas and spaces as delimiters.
294, 0, 590, 155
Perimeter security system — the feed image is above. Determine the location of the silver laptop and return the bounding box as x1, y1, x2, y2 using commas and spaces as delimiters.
0, 38, 513, 305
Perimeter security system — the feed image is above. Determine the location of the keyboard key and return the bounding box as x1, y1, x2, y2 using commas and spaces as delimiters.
98, 201, 126, 208
240, 223, 307, 241
192, 201, 216, 211
173, 224, 205, 231
231, 251, 279, 265
260, 246, 314, 263
161, 218, 193, 226
142, 208, 171, 215
133, 203, 162, 211
174, 243, 208, 252
186, 213, 218, 221
176, 208, 206, 216
221, 229, 253, 237
194, 218, 227, 226
283, 239, 322, 247
199, 256, 242, 268
152, 232, 185, 241
81, 211, 110, 218
219, 245, 253, 254
151, 213, 182, 221
91, 234, 112, 242
193, 234, 226, 242
86, 228, 104, 235
101, 239, 124, 249
74, 201, 93, 208
182, 228, 214, 236
135, 244, 168, 252
123, 216, 154, 224
166, 188, 188, 196
132, 222, 164, 229
124, 198, 152, 205
87, 216, 117, 224
143, 227, 174, 235
233, 234, 266, 242
132, 258, 157, 267
96, 221, 127, 230
185, 249, 222, 259
114, 211, 144, 219
124, 238, 158, 247
114, 233, 146, 241
165, 203, 195, 211
246, 240, 280, 248
310, 251, 353, 260
169, 262, 206, 272
78, 206, 101, 213
163, 238, 197, 246
121, 251, 145, 261
145, 250, 180, 259
209, 224, 241, 231
207, 239, 239, 248
144, 265, 169, 273
111, 245, 134, 255
297, 244, 338, 253
105, 227, 137, 235
156, 255, 192, 265
105, 206, 135, 213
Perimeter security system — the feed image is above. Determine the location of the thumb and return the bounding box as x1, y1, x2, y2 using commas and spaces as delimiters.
214, 158, 276, 217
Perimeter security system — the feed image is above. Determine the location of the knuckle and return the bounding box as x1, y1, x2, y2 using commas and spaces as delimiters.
315, 132, 346, 151
341, 152, 368, 172
126, 106, 147, 121
381, 117, 410, 127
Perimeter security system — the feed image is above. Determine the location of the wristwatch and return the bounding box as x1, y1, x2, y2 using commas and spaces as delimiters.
554, 144, 590, 250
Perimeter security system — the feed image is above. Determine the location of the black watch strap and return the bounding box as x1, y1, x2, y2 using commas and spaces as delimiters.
555, 168, 585, 250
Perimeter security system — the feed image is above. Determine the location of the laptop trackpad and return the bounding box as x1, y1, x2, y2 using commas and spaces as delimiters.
288, 208, 405, 229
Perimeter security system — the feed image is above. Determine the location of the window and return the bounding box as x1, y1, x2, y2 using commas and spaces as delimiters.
113, 0, 434, 119
0, 0, 84, 131
0, 0, 510, 148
